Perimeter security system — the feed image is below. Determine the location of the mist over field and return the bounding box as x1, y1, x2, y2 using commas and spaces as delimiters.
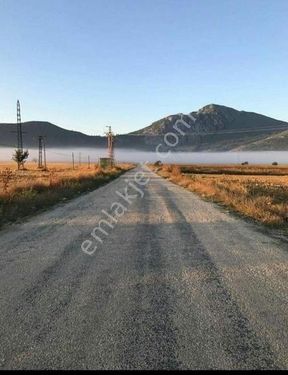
0, 147, 287, 165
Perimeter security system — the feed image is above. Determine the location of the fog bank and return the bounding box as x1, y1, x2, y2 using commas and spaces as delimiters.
0, 147, 287, 165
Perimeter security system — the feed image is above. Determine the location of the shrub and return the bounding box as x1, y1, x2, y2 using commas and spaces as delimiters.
0, 168, 13, 193
12, 149, 29, 170
154, 160, 163, 167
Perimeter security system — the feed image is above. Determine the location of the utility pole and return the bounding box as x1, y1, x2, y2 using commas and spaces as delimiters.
88, 155, 90, 169
79, 152, 81, 167
105, 126, 115, 165
43, 137, 47, 170
38, 136, 43, 169
38, 136, 47, 169
12, 100, 27, 169
72, 152, 75, 169
17, 100, 23, 152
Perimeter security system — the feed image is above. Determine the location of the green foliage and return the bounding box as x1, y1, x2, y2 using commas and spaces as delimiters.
12, 149, 29, 169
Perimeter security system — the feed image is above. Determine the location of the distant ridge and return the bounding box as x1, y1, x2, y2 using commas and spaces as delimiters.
132, 104, 288, 136
0, 121, 105, 148
0, 105, 288, 151
237, 129, 288, 151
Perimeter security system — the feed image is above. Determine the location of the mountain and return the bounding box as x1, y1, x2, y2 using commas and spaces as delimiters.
0, 105, 288, 151
130, 104, 288, 151
0, 121, 105, 148
237, 129, 288, 151
132, 104, 288, 136
0, 121, 154, 150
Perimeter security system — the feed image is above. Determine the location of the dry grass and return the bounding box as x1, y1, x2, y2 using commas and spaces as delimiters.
152, 163, 288, 230
0, 162, 133, 227
0, 162, 132, 193
180, 164, 288, 176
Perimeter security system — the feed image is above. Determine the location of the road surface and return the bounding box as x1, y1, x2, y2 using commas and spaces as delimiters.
0, 166, 287, 369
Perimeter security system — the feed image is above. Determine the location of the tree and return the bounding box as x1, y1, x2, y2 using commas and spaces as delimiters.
12, 149, 29, 170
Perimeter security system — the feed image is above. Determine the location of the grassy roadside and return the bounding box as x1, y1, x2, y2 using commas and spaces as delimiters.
0, 163, 133, 228
151, 164, 288, 234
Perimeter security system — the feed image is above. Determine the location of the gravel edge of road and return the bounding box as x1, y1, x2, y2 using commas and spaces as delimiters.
151, 167, 288, 246
0, 167, 135, 233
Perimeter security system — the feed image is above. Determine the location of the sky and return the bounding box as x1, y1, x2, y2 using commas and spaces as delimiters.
0, 0, 287, 135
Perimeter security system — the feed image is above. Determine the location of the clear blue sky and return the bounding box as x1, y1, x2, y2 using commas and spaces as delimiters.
0, 0, 287, 135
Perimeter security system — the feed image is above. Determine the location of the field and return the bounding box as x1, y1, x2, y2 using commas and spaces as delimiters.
0, 161, 133, 228
152, 163, 288, 233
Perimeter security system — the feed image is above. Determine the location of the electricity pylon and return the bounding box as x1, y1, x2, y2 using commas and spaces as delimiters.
38, 136, 47, 169
17, 100, 23, 152
105, 126, 114, 164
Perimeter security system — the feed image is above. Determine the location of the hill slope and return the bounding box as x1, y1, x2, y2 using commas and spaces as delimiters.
237, 129, 288, 151
130, 104, 288, 151
132, 104, 288, 136
0, 121, 105, 148
0, 105, 287, 151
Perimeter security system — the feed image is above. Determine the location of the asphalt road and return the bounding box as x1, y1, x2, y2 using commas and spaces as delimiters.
0, 166, 287, 369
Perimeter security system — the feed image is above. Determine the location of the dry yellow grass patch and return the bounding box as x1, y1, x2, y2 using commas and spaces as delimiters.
152, 164, 288, 229
0, 162, 134, 227
0, 162, 132, 195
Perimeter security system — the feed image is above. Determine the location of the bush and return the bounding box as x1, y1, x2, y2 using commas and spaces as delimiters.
12, 149, 29, 170
154, 160, 163, 167
0, 168, 13, 193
